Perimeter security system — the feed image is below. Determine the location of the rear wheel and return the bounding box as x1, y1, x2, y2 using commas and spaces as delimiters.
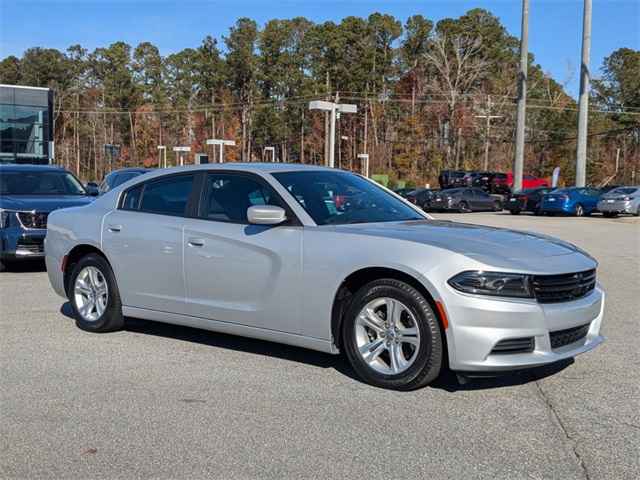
493, 200, 502, 212
69, 254, 123, 332
575, 204, 584, 217
341, 279, 443, 390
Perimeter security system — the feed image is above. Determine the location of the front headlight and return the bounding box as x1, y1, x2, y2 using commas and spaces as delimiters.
448, 271, 533, 298
0, 209, 16, 229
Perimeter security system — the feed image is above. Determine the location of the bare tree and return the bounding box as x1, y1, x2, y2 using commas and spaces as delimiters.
423, 35, 490, 166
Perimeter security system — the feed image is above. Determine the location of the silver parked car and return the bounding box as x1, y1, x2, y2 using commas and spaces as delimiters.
45, 164, 605, 390
597, 186, 640, 217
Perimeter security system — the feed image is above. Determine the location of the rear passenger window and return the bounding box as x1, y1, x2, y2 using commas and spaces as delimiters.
139, 174, 194, 216
121, 185, 143, 210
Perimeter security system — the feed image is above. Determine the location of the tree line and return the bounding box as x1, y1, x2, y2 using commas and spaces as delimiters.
1, 8, 638, 185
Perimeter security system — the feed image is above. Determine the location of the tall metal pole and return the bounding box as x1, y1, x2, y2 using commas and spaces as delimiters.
513, 0, 529, 192
328, 106, 337, 168
576, 0, 592, 187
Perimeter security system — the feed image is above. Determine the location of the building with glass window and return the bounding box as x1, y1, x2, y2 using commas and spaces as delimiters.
0, 84, 54, 164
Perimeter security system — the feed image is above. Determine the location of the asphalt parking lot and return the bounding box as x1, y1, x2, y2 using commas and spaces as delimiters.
1, 212, 639, 479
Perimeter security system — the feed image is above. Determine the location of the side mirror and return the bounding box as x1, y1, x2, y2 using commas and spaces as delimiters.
247, 205, 287, 225
85, 182, 99, 196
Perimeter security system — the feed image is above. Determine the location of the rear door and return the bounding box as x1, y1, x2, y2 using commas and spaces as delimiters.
473, 189, 494, 210
102, 173, 197, 313
182, 172, 304, 333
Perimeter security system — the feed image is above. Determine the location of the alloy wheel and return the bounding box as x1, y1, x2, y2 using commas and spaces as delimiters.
74, 266, 109, 322
354, 297, 421, 375
575, 204, 584, 217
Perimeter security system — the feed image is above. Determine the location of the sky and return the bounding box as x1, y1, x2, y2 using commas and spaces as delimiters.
0, 0, 638, 96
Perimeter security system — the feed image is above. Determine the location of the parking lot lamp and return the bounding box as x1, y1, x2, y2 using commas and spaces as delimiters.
309, 100, 357, 168
172, 146, 191, 166
206, 139, 236, 163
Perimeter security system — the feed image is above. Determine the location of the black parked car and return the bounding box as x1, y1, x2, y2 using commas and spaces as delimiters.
0, 165, 96, 268
438, 170, 467, 189
99, 167, 151, 194
393, 187, 416, 198
506, 187, 553, 215
429, 187, 502, 213
406, 188, 437, 210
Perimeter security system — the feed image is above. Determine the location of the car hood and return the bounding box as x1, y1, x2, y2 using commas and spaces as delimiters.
0, 195, 94, 213
330, 220, 594, 271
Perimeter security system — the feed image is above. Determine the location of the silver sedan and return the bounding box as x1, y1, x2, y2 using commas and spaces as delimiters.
45, 164, 605, 390
597, 186, 640, 217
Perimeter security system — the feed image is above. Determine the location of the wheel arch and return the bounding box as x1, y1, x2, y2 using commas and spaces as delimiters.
63, 243, 112, 296
331, 266, 447, 352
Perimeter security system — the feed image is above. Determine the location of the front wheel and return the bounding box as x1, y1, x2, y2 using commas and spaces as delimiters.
493, 200, 502, 212
575, 204, 585, 217
69, 253, 124, 332
458, 201, 471, 213
341, 279, 444, 390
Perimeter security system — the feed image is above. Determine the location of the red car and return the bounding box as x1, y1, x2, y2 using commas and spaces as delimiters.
491, 172, 549, 194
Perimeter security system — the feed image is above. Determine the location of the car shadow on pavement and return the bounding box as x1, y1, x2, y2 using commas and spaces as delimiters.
60, 302, 575, 391
59, 302, 361, 382
431, 358, 574, 392
1, 260, 46, 273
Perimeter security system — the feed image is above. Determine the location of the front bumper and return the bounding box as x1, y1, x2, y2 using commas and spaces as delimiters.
445, 284, 605, 372
0, 227, 46, 260
597, 200, 634, 214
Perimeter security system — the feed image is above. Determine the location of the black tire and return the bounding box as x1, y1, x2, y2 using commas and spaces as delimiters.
458, 201, 470, 213
634, 207, 639, 217
575, 204, 584, 217
493, 200, 502, 212
341, 279, 444, 391
68, 253, 124, 332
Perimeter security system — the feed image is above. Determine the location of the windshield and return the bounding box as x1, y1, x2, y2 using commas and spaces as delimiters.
273, 170, 425, 225
609, 187, 637, 195
0, 171, 87, 195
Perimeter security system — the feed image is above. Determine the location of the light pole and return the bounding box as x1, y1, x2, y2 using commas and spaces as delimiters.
358, 153, 370, 178
263, 146, 276, 162
157, 145, 166, 168
513, 0, 529, 192
173, 146, 191, 166
309, 100, 357, 168
206, 139, 236, 163
576, 0, 592, 187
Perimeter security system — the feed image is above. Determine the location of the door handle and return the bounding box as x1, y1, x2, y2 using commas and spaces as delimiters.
108, 224, 122, 232
188, 238, 205, 247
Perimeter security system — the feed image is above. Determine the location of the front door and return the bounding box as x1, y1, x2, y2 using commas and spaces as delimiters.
183, 172, 303, 334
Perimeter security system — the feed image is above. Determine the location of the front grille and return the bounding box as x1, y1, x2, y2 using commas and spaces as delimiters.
491, 337, 535, 355
531, 269, 596, 303
16, 238, 45, 254
17, 211, 48, 229
550, 323, 590, 349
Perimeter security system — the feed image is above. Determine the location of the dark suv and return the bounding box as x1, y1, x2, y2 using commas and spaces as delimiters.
99, 167, 151, 194
0, 165, 95, 268
438, 170, 467, 189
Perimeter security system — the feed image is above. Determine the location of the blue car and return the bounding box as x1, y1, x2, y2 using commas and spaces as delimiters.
540, 187, 602, 216
0, 165, 96, 268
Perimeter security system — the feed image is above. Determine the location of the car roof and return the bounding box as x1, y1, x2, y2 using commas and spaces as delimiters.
0, 164, 66, 172
124, 162, 339, 177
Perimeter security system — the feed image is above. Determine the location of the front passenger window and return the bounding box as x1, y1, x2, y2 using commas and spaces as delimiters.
201, 174, 284, 223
